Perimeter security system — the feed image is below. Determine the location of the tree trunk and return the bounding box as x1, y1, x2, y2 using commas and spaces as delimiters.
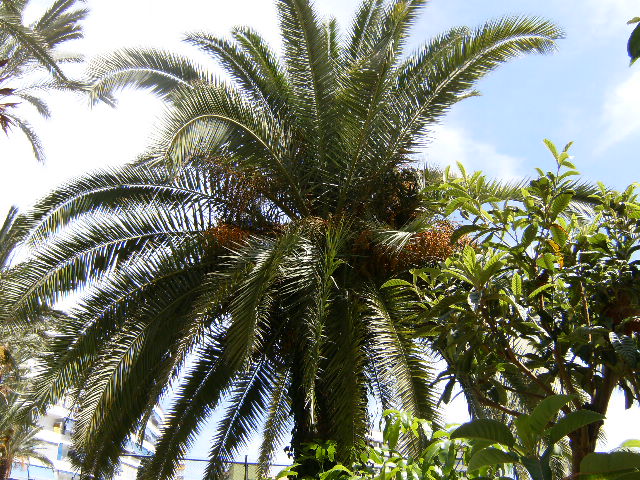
0, 455, 13, 480
569, 426, 600, 476
569, 366, 617, 475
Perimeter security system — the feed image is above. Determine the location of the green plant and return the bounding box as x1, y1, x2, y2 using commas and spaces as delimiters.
0, 207, 60, 479
281, 410, 484, 480
628, 17, 640, 65
283, 408, 640, 480
0, 0, 87, 161
452, 422, 640, 480
450, 394, 606, 480
4, 1, 565, 478
408, 141, 640, 475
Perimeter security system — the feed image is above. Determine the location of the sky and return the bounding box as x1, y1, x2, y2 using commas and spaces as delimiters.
2, 0, 640, 476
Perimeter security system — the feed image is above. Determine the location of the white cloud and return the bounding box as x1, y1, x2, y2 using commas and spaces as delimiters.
597, 69, 640, 152
583, 0, 639, 33
424, 125, 526, 181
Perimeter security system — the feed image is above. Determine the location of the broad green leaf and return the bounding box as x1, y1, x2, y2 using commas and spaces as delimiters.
529, 283, 556, 298
536, 253, 556, 271
628, 17, 640, 25
621, 440, 640, 448
462, 246, 477, 272
381, 279, 412, 288
521, 455, 552, 480
630, 22, 640, 65
515, 415, 535, 451
320, 465, 352, 480
451, 224, 484, 244
581, 451, 640, 473
467, 448, 517, 471
445, 196, 469, 216
511, 273, 523, 296
544, 139, 558, 160
529, 394, 575, 434
450, 419, 515, 447
547, 410, 605, 445
384, 416, 401, 450
276, 465, 300, 478
615, 472, 640, 480
550, 193, 573, 219
550, 223, 568, 246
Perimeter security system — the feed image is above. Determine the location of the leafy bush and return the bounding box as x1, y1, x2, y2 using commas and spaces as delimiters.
405, 140, 640, 474
280, 408, 640, 480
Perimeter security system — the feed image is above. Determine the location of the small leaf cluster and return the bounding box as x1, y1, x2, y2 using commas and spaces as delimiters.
281, 405, 640, 480
280, 410, 498, 480
628, 17, 640, 65
450, 394, 606, 479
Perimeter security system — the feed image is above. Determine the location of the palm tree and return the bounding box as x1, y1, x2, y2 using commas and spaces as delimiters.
4, 1, 563, 478
0, 208, 57, 480
0, 406, 53, 480
0, 0, 88, 161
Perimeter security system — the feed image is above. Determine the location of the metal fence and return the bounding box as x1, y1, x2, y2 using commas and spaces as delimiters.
10, 456, 291, 480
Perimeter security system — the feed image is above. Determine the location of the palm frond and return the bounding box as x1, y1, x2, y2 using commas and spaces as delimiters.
136, 336, 237, 480
185, 30, 289, 113
384, 16, 563, 159
363, 285, 439, 423
205, 356, 277, 480
87, 48, 213, 105
0, 11, 64, 78
1, 111, 45, 161
0, 205, 19, 268
31, 0, 88, 48
345, 0, 385, 63
276, 0, 335, 164
257, 370, 291, 479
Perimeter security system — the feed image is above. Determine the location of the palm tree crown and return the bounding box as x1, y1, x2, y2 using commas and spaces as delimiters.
0, 0, 87, 161
4, 1, 562, 479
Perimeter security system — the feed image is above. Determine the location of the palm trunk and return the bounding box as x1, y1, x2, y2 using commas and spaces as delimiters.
0, 455, 13, 480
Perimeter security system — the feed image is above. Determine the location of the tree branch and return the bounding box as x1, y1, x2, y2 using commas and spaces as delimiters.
472, 387, 521, 417
503, 343, 555, 396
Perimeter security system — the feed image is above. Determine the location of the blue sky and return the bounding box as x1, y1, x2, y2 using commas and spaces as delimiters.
2, 0, 640, 477
418, 0, 640, 187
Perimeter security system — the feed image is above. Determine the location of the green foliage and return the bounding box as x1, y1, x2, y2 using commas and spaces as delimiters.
284, 409, 640, 480
0, 0, 87, 161
628, 17, 640, 65
450, 418, 515, 447
450, 396, 605, 480
411, 140, 640, 474
581, 451, 640, 478
282, 410, 498, 480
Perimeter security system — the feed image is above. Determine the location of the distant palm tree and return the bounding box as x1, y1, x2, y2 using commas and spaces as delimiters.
0, 408, 53, 480
6, 1, 563, 478
0, 208, 56, 480
0, 0, 87, 161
